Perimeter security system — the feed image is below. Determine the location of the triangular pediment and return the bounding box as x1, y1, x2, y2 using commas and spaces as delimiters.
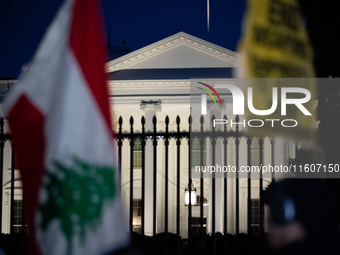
106, 32, 239, 72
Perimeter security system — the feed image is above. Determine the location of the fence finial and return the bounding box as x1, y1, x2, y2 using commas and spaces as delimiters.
200, 115, 204, 125
235, 115, 239, 133
223, 115, 227, 132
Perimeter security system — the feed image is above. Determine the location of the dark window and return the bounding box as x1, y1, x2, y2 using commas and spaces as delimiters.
251, 199, 260, 235
12, 200, 28, 233
190, 217, 206, 236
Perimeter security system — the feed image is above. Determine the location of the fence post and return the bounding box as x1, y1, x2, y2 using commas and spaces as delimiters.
188, 115, 192, 247
176, 116, 181, 254
235, 115, 240, 240
200, 115, 205, 246
211, 115, 216, 255
141, 116, 145, 237
141, 116, 146, 252
0, 118, 4, 233
259, 137, 264, 247
223, 115, 228, 252
118, 117, 123, 192
247, 137, 252, 236
129, 117, 134, 234
153, 116, 157, 255
164, 116, 169, 255
271, 138, 275, 182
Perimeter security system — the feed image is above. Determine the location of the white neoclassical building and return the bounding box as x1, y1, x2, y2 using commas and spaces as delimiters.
106, 32, 293, 237
1, 79, 24, 234
1, 32, 295, 236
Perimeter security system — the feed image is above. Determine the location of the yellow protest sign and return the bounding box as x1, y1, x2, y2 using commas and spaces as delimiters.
240, 0, 315, 78
238, 0, 316, 141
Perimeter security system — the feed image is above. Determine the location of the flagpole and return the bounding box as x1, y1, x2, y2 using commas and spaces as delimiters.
207, 0, 210, 40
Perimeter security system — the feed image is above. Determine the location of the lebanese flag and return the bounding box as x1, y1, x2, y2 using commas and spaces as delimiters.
2, 0, 129, 254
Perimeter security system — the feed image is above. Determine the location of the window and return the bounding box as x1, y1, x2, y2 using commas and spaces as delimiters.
251, 199, 260, 235
190, 217, 206, 236
133, 139, 142, 168
133, 199, 142, 233
251, 139, 263, 166
12, 200, 28, 233
192, 138, 206, 167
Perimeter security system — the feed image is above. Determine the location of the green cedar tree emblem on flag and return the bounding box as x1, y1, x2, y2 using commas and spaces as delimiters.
39, 157, 115, 254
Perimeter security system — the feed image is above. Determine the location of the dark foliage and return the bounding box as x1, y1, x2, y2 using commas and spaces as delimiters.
1, 232, 266, 255
298, 0, 340, 78
126, 232, 264, 255
297, 1, 340, 207
0, 233, 24, 255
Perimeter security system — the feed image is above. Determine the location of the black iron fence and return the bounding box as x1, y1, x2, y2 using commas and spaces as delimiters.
0, 115, 278, 254
116, 114, 276, 254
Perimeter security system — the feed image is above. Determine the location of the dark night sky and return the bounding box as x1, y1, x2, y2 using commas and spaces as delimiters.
0, 0, 246, 78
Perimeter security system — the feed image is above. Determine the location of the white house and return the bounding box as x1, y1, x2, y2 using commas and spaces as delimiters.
106, 32, 293, 237
1, 79, 24, 234
1, 32, 295, 236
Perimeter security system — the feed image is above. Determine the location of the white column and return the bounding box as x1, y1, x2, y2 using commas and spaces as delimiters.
168, 139, 175, 233
207, 102, 225, 233
140, 100, 161, 236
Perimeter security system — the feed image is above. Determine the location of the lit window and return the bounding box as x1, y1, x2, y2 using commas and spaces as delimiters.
133, 199, 142, 233
251, 139, 263, 166
133, 139, 142, 168
251, 199, 260, 235
192, 138, 206, 167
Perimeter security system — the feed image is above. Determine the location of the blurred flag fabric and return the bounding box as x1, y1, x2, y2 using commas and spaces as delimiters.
237, 0, 316, 141
2, 0, 129, 254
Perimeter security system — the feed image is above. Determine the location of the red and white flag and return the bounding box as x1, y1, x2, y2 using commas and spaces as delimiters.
2, 0, 129, 254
